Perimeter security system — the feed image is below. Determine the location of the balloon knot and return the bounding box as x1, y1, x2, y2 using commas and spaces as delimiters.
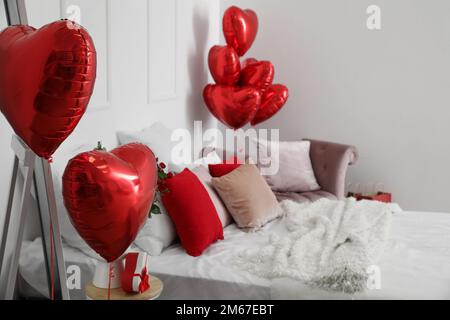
95, 141, 107, 151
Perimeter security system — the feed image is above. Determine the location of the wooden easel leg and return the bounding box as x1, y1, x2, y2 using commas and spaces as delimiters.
4, 156, 35, 300
34, 158, 69, 300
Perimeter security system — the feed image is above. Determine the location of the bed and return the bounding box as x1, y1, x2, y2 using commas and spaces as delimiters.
19, 209, 450, 300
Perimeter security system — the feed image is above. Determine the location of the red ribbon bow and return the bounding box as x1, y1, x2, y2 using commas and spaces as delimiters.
121, 252, 151, 294
133, 267, 150, 293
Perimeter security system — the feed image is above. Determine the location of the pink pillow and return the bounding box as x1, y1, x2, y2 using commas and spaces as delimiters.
192, 165, 233, 227
212, 164, 282, 231
257, 140, 320, 192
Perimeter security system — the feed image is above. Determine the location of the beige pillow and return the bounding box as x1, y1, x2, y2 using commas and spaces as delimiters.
211, 164, 283, 231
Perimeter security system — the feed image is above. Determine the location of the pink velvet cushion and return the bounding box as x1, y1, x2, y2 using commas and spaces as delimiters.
256, 140, 320, 193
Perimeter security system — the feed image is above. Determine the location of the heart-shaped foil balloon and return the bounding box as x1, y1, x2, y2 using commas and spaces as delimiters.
208, 45, 241, 86
203, 84, 261, 130
223, 6, 258, 57
251, 84, 289, 126
242, 57, 258, 69
0, 20, 96, 159
62, 143, 157, 262
240, 58, 274, 95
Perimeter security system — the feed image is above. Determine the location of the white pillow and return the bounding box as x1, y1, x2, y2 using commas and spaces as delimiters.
117, 122, 177, 171
134, 195, 177, 256
256, 139, 320, 193
191, 164, 233, 227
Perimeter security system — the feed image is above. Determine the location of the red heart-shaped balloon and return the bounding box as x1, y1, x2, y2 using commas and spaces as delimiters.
62, 143, 157, 262
240, 59, 274, 94
251, 84, 289, 126
0, 20, 96, 159
208, 45, 241, 86
242, 57, 258, 69
223, 6, 258, 57
203, 84, 261, 130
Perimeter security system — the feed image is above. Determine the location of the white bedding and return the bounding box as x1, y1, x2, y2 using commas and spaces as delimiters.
19, 210, 450, 300
236, 198, 393, 293
19, 222, 275, 300
272, 210, 450, 299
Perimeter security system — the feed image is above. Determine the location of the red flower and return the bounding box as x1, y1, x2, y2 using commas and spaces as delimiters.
167, 172, 174, 179
159, 162, 166, 169
158, 180, 166, 188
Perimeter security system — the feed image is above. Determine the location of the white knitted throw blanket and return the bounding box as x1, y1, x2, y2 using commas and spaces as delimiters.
235, 198, 394, 293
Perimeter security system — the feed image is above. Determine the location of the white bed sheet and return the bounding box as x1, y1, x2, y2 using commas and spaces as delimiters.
19, 211, 450, 300
271, 211, 450, 299
19, 222, 276, 300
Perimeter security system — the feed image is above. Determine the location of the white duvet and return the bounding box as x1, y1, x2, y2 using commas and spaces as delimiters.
235, 198, 395, 293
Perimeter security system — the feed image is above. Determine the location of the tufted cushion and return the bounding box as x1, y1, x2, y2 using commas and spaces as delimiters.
274, 190, 337, 203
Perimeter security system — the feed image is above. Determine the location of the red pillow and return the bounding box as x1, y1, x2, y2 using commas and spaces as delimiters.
208, 156, 242, 177
161, 169, 223, 256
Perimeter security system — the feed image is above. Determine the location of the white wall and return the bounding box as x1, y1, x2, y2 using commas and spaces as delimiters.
0, 0, 220, 240
221, 0, 450, 212
0, 2, 14, 241
0, 2, 6, 26
2, 0, 449, 235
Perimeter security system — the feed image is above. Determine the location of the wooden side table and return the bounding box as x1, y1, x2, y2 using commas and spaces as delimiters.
86, 275, 163, 300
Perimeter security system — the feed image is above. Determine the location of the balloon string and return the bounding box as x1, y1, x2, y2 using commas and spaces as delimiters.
107, 263, 112, 300
50, 221, 54, 300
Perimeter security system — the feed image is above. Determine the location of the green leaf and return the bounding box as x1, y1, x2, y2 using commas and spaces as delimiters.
158, 171, 167, 180
94, 141, 107, 151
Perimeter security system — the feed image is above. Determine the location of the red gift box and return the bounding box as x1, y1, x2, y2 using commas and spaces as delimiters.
348, 192, 392, 203
121, 252, 150, 293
